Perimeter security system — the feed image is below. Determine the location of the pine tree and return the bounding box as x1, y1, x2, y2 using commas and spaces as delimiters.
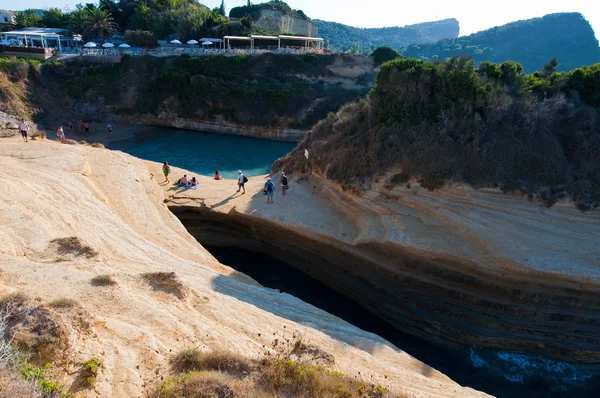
219, 0, 226, 16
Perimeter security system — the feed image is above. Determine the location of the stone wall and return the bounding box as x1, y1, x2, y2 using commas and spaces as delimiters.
255, 9, 318, 36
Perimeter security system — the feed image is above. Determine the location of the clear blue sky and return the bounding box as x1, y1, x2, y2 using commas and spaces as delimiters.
8, 0, 600, 39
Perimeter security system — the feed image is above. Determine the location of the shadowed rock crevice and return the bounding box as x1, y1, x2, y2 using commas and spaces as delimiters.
170, 205, 600, 364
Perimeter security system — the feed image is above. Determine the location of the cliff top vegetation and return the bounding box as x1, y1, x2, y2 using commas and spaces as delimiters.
276, 57, 600, 211
229, 1, 310, 21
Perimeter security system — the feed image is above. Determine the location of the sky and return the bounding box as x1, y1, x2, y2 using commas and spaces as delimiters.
5, 0, 600, 39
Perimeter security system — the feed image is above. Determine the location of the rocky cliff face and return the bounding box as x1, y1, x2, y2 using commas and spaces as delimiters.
167, 172, 600, 364
255, 8, 318, 36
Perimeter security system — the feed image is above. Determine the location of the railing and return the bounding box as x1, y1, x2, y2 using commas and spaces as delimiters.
0, 46, 54, 57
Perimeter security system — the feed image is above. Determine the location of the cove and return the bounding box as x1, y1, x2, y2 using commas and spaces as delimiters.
173, 208, 600, 398
110, 126, 296, 179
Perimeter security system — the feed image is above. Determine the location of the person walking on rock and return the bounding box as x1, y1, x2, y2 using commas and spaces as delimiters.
237, 170, 247, 194
57, 125, 66, 144
19, 119, 29, 143
280, 172, 288, 195
163, 162, 171, 183
265, 177, 275, 204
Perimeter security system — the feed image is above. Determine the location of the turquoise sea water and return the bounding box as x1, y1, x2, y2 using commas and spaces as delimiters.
111, 127, 297, 179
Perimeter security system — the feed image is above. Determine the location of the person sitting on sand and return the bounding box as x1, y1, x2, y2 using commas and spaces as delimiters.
190, 177, 198, 186
163, 162, 171, 183
214, 170, 222, 180
265, 177, 275, 204
180, 174, 188, 185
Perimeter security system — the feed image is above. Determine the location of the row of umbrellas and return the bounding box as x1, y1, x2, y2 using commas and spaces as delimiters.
84, 42, 131, 48
170, 39, 213, 45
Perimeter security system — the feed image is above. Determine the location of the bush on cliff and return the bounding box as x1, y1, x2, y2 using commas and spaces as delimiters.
276, 57, 600, 210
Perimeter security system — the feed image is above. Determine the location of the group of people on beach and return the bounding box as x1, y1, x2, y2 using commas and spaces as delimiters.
67, 119, 90, 134
161, 162, 289, 204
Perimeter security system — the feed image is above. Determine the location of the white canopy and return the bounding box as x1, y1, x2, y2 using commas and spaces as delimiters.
102, 42, 114, 48
83, 42, 97, 47
170, 39, 182, 44
202, 41, 213, 46
187, 39, 198, 45
118, 43, 131, 48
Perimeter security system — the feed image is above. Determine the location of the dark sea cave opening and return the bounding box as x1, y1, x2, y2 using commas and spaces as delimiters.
174, 208, 598, 398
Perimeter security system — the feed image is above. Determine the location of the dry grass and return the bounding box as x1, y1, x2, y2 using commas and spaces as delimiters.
90, 143, 105, 149
49, 298, 77, 309
0, 292, 29, 311
49, 237, 98, 258
30, 130, 46, 140
0, 369, 40, 398
90, 274, 117, 286
157, 349, 398, 398
142, 272, 187, 299
172, 349, 253, 375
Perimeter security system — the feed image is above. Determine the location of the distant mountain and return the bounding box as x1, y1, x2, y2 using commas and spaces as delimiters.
316, 18, 459, 54
403, 13, 600, 72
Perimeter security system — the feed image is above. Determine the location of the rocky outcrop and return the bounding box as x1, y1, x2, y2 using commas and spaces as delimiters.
167, 173, 600, 364
0, 112, 45, 138
115, 114, 307, 142
255, 8, 318, 36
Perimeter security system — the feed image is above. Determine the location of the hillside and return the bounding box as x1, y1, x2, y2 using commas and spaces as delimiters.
229, 1, 317, 36
0, 54, 374, 140
276, 57, 600, 211
316, 18, 459, 54
403, 13, 600, 72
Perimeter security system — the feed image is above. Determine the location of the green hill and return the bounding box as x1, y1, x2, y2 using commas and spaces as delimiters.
315, 18, 460, 54
403, 13, 600, 73
275, 57, 600, 211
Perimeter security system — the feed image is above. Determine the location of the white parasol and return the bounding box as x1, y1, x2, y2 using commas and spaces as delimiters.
170, 39, 182, 44
102, 42, 114, 48
83, 42, 97, 47
118, 43, 131, 48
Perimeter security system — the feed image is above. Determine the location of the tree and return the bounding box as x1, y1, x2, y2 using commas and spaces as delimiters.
370, 46, 400, 65
240, 16, 252, 29
68, 7, 89, 34
41, 8, 68, 28
542, 57, 559, 76
13, 10, 41, 29
218, 0, 226, 17
124, 29, 157, 48
83, 8, 118, 41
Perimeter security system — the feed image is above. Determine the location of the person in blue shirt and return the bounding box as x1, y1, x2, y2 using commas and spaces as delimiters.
265, 177, 275, 204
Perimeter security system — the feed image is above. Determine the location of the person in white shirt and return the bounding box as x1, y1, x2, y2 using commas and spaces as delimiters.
19, 119, 29, 143
57, 125, 66, 144
237, 170, 246, 194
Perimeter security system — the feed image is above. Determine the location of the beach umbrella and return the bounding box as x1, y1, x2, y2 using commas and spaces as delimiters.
202, 41, 213, 46
170, 39, 182, 44
187, 39, 199, 45
118, 43, 131, 48
84, 42, 97, 47
102, 42, 114, 48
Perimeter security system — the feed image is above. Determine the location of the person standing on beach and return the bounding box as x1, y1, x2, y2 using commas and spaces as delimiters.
163, 162, 171, 183
280, 172, 288, 195
57, 125, 66, 144
107, 123, 112, 135
265, 177, 275, 204
237, 170, 246, 194
19, 119, 29, 143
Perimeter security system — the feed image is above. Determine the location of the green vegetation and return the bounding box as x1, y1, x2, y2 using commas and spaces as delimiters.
403, 13, 600, 73
10, 0, 270, 43
276, 57, 600, 210
316, 18, 459, 54
155, 348, 397, 398
19, 362, 72, 397
81, 357, 103, 385
370, 46, 401, 66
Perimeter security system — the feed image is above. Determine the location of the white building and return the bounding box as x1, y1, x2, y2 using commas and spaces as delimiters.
0, 10, 15, 26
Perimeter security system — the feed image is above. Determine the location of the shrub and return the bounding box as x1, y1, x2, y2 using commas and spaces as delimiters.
142, 272, 187, 298
90, 275, 116, 286
49, 237, 98, 258
370, 46, 401, 66
124, 30, 158, 49
49, 298, 77, 309
81, 357, 103, 386
172, 349, 253, 374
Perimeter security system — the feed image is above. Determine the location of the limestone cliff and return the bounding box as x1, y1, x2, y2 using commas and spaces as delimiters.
255, 8, 318, 36
0, 136, 488, 397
